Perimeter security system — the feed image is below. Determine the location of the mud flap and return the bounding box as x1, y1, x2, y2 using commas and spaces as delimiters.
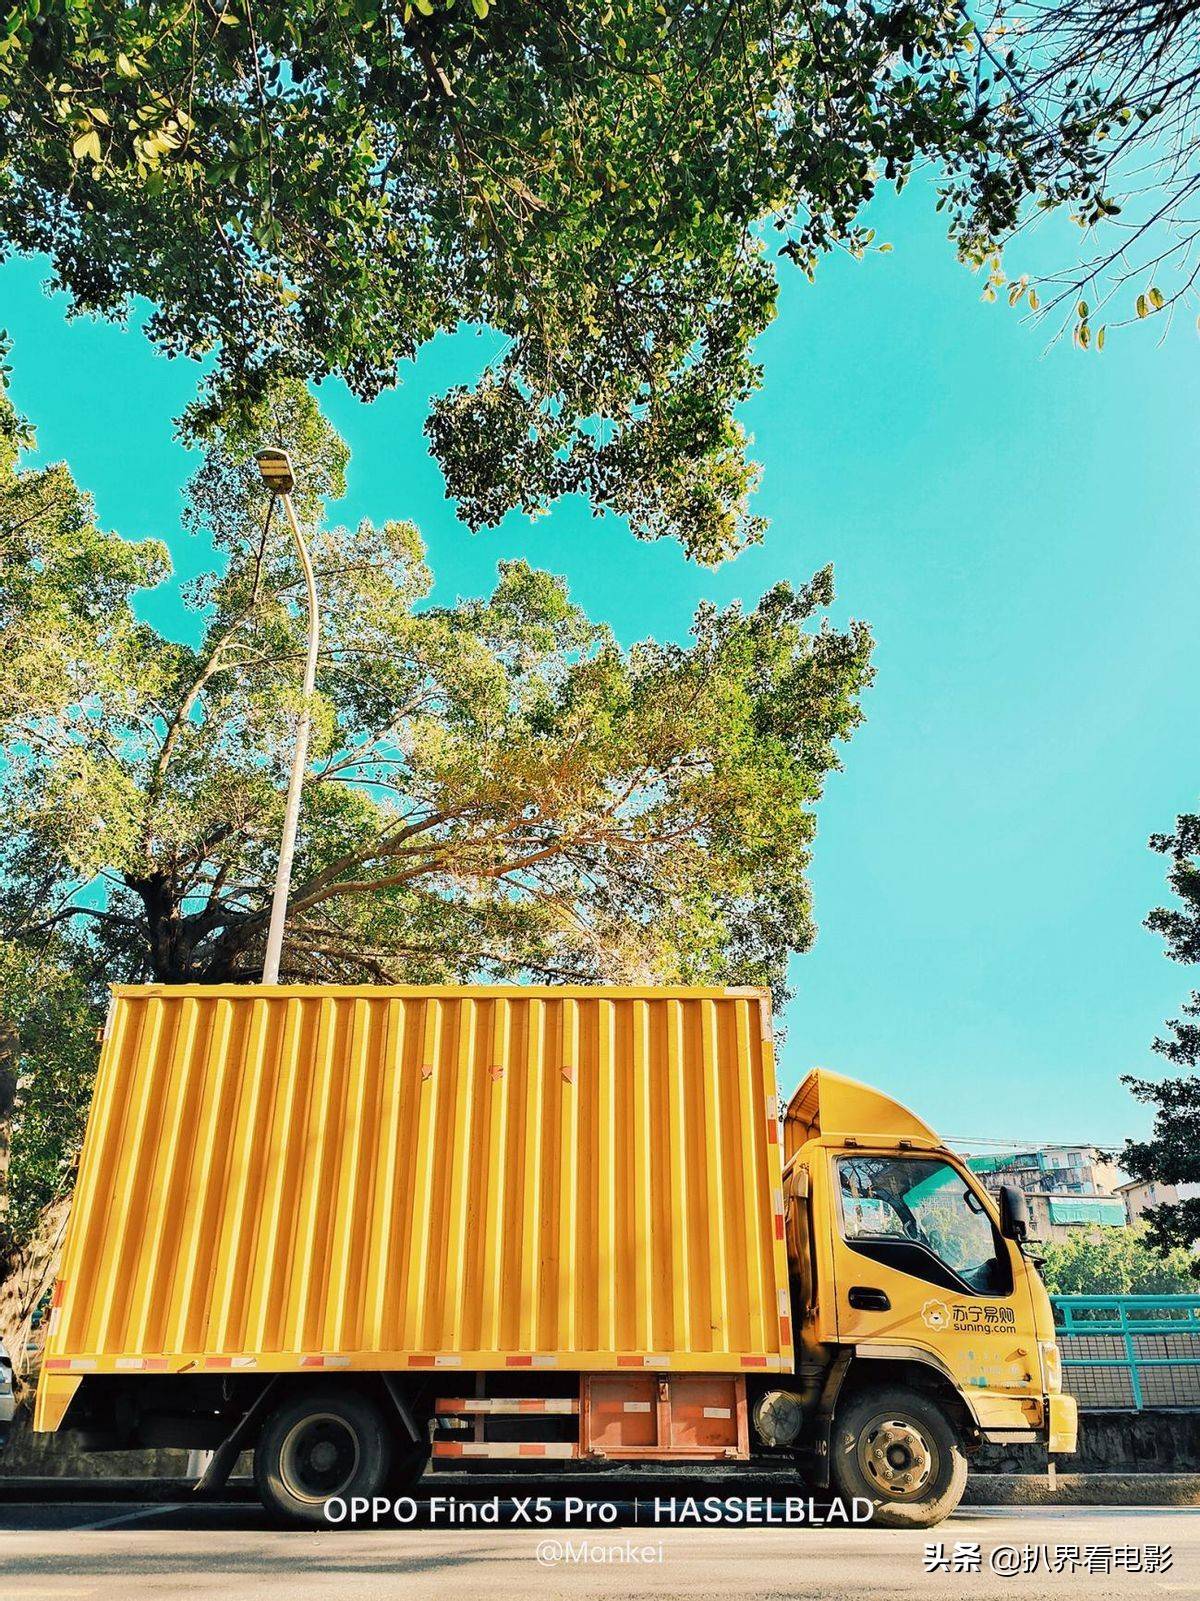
807, 1349, 854, 1490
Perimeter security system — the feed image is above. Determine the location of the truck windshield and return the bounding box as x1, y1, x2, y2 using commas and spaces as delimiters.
837, 1156, 1012, 1296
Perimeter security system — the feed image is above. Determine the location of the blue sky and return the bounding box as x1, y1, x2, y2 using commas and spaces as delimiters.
4, 181, 1198, 1148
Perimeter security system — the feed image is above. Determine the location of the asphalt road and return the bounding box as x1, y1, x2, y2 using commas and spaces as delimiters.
0, 1495, 1196, 1601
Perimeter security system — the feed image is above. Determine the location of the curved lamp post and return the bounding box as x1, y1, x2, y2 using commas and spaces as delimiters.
254, 447, 320, 986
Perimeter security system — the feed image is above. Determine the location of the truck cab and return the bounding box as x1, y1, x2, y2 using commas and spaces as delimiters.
780, 1069, 1076, 1523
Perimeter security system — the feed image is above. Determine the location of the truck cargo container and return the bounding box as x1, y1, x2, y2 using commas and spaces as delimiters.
35, 984, 1076, 1525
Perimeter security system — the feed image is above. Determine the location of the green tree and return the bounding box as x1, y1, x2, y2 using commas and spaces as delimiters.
1039, 1223, 1197, 1297
1, 376, 873, 997
940, 0, 1200, 342
1120, 811, 1200, 1275
0, 0, 1003, 563
0, 938, 101, 1255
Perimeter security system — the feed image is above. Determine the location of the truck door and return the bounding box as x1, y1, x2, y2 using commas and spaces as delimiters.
827, 1150, 1038, 1398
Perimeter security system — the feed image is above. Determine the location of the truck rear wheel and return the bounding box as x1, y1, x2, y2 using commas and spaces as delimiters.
830, 1385, 967, 1529
255, 1387, 393, 1527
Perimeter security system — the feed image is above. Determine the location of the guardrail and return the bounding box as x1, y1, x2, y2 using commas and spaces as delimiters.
1053, 1294, 1200, 1410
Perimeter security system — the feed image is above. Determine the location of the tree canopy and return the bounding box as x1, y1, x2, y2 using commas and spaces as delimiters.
1038, 1221, 1197, 1296
0, 376, 873, 995
0, 0, 1018, 563
1120, 810, 1200, 1273
2, 0, 1194, 566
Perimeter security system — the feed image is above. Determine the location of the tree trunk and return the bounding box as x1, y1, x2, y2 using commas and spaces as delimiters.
126, 872, 261, 984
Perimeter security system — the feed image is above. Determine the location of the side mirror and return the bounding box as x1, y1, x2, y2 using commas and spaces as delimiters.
999, 1183, 1029, 1243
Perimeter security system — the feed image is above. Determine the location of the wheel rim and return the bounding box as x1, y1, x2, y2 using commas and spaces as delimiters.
278, 1413, 362, 1504
856, 1413, 938, 1501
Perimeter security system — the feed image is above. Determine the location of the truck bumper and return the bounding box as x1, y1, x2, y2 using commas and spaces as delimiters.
1046, 1393, 1078, 1455
971, 1390, 1076, 1453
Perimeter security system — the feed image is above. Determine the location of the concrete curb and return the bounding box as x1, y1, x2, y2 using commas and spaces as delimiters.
964, 1473, 1200, 1507
0, 1476, 253, 1503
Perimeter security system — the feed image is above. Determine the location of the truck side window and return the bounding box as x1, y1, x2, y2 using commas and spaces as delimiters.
836, 1156, 1012, 1297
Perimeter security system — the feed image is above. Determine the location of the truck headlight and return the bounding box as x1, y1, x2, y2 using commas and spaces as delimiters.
1038, 1340, 1062, 1394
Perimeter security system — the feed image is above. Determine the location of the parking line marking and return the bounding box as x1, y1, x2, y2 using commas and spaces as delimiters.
73, 1503, 185, 1532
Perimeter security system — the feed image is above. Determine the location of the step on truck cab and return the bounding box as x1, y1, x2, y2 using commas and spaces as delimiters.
35, 984, 1075, 1527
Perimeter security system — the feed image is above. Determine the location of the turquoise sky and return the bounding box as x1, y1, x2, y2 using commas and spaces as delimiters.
3, 182, 1197, 1147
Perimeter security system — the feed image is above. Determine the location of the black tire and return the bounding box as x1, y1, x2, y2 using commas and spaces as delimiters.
255, 1386, 393, 1528
830, 1384, 967, 1529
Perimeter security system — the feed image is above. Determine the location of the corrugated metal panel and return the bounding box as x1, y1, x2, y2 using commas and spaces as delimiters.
47, 985, 791, 1374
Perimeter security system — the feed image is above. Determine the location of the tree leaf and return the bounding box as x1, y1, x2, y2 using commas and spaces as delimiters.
71, 128, 102, 163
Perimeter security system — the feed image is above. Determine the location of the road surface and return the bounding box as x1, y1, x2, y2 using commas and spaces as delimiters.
0, 1495, 1196, 1600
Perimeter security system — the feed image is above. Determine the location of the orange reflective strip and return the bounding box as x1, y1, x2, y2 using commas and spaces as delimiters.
436, 1397, 580, 1416
51, 1280, 65, 1308
433, 1441, 578, 1459
741, 1355, 768, 1368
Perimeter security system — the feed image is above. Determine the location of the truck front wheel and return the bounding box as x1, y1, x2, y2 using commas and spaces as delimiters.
255, 1387, 393, 1527
830, 1385, 967, 1529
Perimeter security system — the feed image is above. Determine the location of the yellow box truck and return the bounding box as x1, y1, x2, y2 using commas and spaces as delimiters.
35, 984, 1076, 1526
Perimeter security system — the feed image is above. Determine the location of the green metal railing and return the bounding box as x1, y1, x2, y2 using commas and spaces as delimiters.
1053, 1294, 1200, 1410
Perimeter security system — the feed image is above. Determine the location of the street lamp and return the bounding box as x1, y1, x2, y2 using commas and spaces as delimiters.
254, 447, 320, 986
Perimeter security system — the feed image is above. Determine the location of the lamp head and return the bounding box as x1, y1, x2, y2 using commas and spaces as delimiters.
255, 447, 296, 495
